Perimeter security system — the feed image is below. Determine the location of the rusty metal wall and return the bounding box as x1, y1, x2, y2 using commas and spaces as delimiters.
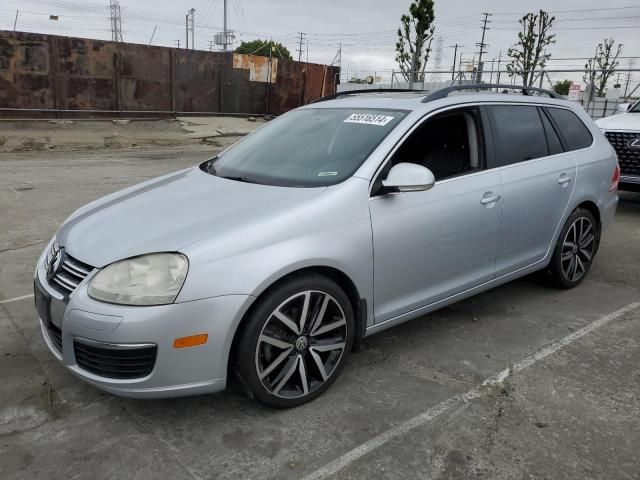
0, 31, 339, 117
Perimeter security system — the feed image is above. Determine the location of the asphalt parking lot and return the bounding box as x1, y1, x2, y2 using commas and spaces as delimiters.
1, 148, 639, 480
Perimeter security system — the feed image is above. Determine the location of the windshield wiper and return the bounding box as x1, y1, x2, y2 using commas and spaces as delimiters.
201, 158, 260, 184
219, 175, 261, 184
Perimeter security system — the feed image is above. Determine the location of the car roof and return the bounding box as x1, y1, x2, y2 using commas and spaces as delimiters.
302, 90, 577, 113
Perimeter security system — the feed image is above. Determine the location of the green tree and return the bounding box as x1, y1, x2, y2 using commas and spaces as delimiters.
506, 10, 556, 87
235, 40, 292, 61
553, 79, 572, 96
583, 38, 623, 97
395, 0, 436, 83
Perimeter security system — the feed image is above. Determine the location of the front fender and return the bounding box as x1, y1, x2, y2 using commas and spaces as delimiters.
175, 178, 374, 323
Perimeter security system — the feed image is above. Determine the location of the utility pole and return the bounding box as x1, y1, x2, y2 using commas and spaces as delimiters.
148, 26, 157, 46
13, 10, 19, 32
586, 44, 599, 115
109, 0, 123, 42
449, 43, 462, 80
297, 32, 306, 62
475, 12, 492, 83
209, 40, 214, 52
175, 40, 180, 49
623, 59, 634, 99
266, 38, 273, 115
330, 43, 342, 67
495, 50, 502, 86
430, 36, 443, 84
185, 8, 195, 50
191, 9, 195, 50
223, 0, 228, 50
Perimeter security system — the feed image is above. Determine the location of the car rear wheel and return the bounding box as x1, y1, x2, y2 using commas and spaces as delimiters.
544, 208, 599, 289
234, 273, 354, 408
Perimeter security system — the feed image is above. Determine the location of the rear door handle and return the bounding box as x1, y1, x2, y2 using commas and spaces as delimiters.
480, 192, 501, 205
558, 174, 571, 186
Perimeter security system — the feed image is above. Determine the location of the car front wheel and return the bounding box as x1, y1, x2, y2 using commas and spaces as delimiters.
234, 273, 355, 408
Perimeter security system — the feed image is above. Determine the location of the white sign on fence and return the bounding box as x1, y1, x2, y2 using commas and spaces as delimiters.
568, 83, 582, 101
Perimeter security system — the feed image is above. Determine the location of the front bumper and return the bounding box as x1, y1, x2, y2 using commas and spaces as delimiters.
619, 175, 640, 192
35, 249, 253, 399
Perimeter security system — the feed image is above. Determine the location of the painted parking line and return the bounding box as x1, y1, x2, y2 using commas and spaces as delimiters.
0, 293, 34, 305
302, 300, 640, 480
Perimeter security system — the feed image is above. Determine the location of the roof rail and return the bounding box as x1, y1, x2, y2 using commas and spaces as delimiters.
311, 88, 428, 104
422, 84, 562, 102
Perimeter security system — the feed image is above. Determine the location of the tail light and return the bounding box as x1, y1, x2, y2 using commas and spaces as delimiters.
609, 163, 620, 192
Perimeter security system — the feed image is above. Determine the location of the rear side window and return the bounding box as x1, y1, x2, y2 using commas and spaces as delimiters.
539, 108, 564, 155
488, 105, 548, 167
546, 107, 593, 151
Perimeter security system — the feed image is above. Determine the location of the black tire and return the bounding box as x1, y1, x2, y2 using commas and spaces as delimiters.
542, 208, 599, 289
234, 273, 355, 408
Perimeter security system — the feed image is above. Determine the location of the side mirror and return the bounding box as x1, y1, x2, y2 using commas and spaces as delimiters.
617, 103, 631, 113
381, 163, 436, 193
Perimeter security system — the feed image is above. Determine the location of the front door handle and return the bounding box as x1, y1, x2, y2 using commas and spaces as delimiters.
480, 192, 501, 205
558, 174, 571, 186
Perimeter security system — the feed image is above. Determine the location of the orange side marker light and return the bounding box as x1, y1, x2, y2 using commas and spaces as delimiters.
173, 333, 208, 349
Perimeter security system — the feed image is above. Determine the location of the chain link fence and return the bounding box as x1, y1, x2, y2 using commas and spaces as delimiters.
338, 67, 640, 119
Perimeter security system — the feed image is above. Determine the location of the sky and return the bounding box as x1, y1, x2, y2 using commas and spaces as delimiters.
1, 0, 639, 87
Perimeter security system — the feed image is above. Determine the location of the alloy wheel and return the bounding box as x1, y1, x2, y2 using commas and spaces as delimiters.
561, 216, 595, 282
255, 290, 348, 399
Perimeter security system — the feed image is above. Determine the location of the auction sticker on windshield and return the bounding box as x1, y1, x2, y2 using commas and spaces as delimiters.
344, 113, 395, 126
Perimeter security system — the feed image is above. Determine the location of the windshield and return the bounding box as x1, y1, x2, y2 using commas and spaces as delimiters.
630, 101, 640, 113
204, 108, 408, 187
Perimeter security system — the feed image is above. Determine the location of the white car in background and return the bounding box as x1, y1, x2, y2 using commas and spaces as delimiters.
596, 100, 640, 191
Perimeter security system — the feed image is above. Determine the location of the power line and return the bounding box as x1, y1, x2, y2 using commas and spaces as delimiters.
492, 25, 640, 31
492, 4, 640, 16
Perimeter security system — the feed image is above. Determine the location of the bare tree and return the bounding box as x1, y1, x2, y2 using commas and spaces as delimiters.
395, 0, 435, 84
506, 10, 556, 87
583, 39, 623, 97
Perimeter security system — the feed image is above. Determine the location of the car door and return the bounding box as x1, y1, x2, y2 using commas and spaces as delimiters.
487, 104, 577, 276
369, 108, 503, 324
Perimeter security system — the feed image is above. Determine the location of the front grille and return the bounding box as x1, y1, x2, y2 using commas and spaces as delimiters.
46, 244, 94, 296
604, 131, 640, 177
73, 340, 157, 379
48, 323, 63, 353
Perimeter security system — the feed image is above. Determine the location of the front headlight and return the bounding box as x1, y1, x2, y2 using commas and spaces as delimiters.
88, 253, 188, 306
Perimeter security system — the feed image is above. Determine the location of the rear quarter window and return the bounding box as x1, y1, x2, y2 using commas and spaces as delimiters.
539, 108, 564, 155
546, 107, 593, 151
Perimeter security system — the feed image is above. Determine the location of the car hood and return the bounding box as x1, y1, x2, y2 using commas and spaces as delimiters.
595, 112, 640, 131
57, 166, 326, 267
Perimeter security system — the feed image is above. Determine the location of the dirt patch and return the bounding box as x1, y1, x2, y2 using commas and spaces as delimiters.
0, 117, 262, 154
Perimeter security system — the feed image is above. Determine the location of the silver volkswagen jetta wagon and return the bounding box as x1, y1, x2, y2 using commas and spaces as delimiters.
35, 85, 619, 407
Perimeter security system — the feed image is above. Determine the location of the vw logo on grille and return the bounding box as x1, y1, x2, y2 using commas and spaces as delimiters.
46, 246, 63, 281
628, 138, 640, 149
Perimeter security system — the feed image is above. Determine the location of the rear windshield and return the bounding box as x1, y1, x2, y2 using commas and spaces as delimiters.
203, 108, 408, 187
